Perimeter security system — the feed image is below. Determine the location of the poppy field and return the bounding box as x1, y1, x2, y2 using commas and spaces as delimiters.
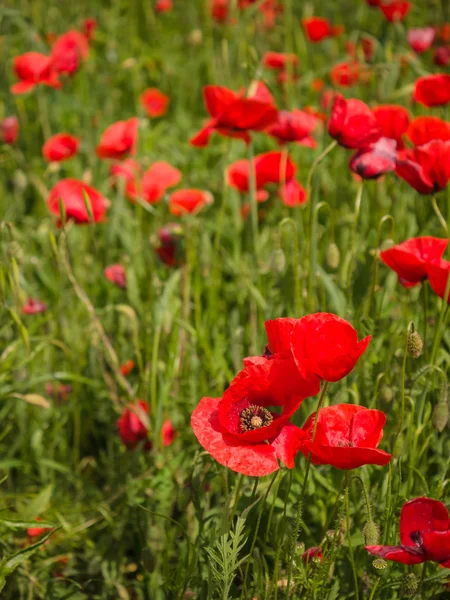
2, 0, 450, 598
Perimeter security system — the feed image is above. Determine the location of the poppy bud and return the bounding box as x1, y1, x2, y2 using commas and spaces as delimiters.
380, 238, 395, 251
326, 242, 340, 269
432, 401, 449, 433
188, 29, 203, 46
401, 573, 418, 597
372, 558, 387, 570
380, 384, 394, 403
393, 433, 405, 458
270, 248, 286, 273
13, 169, 28, 192
363, 520, 380, 545
407, 329, 423, 359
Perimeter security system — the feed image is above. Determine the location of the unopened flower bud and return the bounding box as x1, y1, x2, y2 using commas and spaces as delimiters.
363, 521, 380, 545
432, 401, 449, 433
372, 558, 387, 570
188, 29, 203, 46
271, 248, 286, 273
401, 572, 418, 597
380, 238, 395, 251
407, 329, 423, 359
379, 384, 394, 403
326, 242, 340, 269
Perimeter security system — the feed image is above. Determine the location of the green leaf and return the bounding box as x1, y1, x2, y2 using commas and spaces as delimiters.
21, 484, 53, 521
0, 517, 55, 531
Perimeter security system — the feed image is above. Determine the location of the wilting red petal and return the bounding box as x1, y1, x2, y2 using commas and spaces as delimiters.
414, 74, 450, 107
366, 545, 425, 564
140, 88, 170, 117
349, 137, 397, 179
191, 396, 280, 476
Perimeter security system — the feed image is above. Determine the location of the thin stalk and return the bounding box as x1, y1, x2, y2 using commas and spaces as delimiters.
430, 274, 450, 365
391, 322, 410, 455
285, 381, 329, 596
346, 182, 364, 295
345, 475, 359, 600
248, 140, 259, 256
431, 196, 448, 236
368, 577, 381, 600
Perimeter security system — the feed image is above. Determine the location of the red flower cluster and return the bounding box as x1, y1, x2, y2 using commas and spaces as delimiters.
1, 116, 19, 145
302, 17, 343, 43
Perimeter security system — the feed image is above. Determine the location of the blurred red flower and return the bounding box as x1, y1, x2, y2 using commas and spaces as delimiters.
155, 0, 173, 12
96, 118, 139, 160
407, 27, 435, 53
413, 74, 450, 107
299, 404, 392, 469
48, 179, 110, 224
120, 360, 136, 376
367, 497, 450, 566
396, 140, 450, 194
290, 312, 371, 383
372, 105, 410, 150
328, 94, 381, 149
117, 400, 151, 450
140, 88, 170, 118
51, 30, 89, 75
405, 116, 450, 147
169, 189, 213, 215
27, 519, 51, 540
266, 110, 319, 147
154, 223, 184, 267
22, 298, 48, 315
428, 259, 450, 303
42, 133, 80, 162
45, 382, 72, 402
82, 18, 97, 41
11, 52, 60, 94
302, 547, 323, 563
262, 51, 298, 70
330, 62, 360, 87
104, 264, 126, 289
380, 237, 449, 288
162, 419, 177, 446
190, 83, 277, 146
191, 354, 319, 476
378, 0, 411, 22
1, 116, 19, 144
110, 159, 141, 186
349, 137, 397, 180
434, 47, 450, 66
211, 0, 229, 22
302, 17, 343, 42
125, 161, 181, 204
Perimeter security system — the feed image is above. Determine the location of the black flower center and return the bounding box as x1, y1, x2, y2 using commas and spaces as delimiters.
410, 531, 423, 547
239, 405, 273, 432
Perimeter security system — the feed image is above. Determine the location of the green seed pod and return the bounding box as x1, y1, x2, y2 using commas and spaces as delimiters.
363, 521, 380, 545
393, 432, 405, 458
407, 330, 423, 359
372, 558, 387, 570
401, 573, 418, 597
271, 248, 286, 273
379, 384, 394, 403
380, 239, 395, 251
432, 401, 449, 433
326, 242, 340, 269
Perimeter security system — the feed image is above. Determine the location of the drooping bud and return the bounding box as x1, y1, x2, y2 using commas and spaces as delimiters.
379, 384, 394, 403
380, 239, 395, 251
270, 248, 286, 273
372, 558, 387, 570
407, 328, 423, 359
363, 521, 380, 545
432, 401, 449, 433
401, 572, 418, 597
326, 242, 340, 269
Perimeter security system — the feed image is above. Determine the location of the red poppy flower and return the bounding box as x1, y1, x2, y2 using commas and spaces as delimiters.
302, 17, 343, 43
428, 259, 450, 303
190, 84, 277, 147
140, 88, 170, 118
154, 223, 184, 267
1, 116, 19, 144
330, 62, 360, 87
302, 547, 324, 563
380, 237, 449, 288
378, 1, 411, 22
405, 117, 450, 147
11, 52, 60, 94
349, 137, 397, 180
169, 189, 213, 216
328, 94, 381, 149
42, 133, 80, 162
117, 400, 151, 450
27, 519, 51, 540
162, 419, 177, 446
367, 497, 450, 567
407, 27, 435, 53
413, 74, 450, 107
366, 0, 381, 5
125, 161, 181, 204
211, 0, 229, 22
279, 179, 308, 207
191, 355, 319, 476
120, 359, 136, 377
104, 264, 126, 289
299, 404, 392, 469
372, 105, 410, 150
266, 110, 319, 147
51, 30, 89, 75
48, 179, 110, 224
110, 158, 142, 186
290, 313, 371, 383
434, 47, 450, 67
96, 118, 139, 160
362, 36, 376, 61
262, 51, 298, 70
22, 298, 48, 315
395, 140, 450, 194
83, 18, 97, 41
155, 0, 173, 12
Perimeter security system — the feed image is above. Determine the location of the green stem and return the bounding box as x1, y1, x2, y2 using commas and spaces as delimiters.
346, 182, 364, 295
391, 322, 410, 455
345, 475, 360, 600
431, 195, 448, 236
248, 140, 259, 256
285, 381, 329, 596
368, 577, 381, 600
430, 276, 450, 366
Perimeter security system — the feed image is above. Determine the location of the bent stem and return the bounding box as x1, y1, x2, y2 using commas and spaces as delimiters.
431, 195, 448, 237
346, 181, 364, 296
285, 381, 329, 596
